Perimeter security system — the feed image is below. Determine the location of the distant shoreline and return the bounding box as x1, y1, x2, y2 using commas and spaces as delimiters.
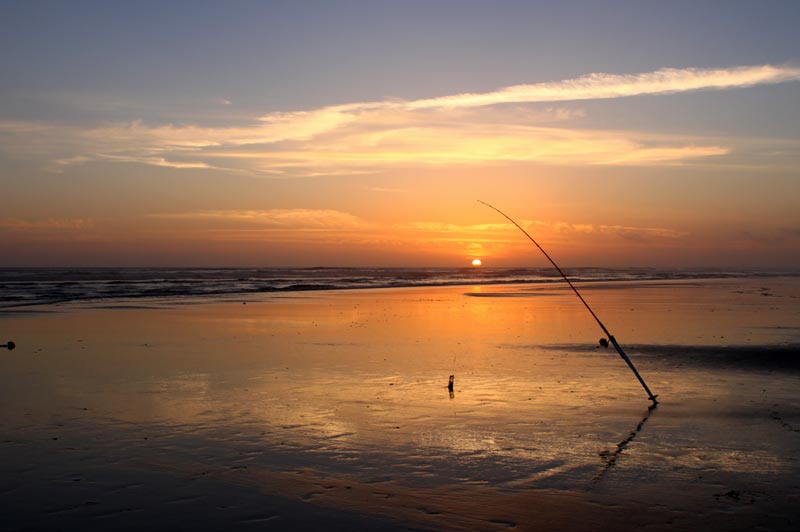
1, 268, 798, 310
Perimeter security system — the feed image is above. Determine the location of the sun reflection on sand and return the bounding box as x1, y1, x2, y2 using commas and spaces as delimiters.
1, 278, 800, 530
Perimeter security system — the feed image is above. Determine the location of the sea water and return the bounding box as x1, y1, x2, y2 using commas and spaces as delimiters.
1, 266, 794, 308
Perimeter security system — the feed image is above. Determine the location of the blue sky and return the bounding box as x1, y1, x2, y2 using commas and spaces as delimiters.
4, 1, 798, 118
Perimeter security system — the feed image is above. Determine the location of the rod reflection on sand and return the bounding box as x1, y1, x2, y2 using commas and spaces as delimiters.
591, 405, 658, 484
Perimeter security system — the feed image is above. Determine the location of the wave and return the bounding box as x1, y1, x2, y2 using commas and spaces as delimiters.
0, 267, 796, 309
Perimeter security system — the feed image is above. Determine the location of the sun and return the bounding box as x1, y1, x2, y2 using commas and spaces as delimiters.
471, 259, 482, 267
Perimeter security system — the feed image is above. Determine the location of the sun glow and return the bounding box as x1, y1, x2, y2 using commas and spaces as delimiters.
471, 259, 482, 267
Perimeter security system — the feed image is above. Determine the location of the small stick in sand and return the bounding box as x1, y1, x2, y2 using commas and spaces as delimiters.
448, 375, 454, 392
1, 341, 15, 350
478, 200, 658, 405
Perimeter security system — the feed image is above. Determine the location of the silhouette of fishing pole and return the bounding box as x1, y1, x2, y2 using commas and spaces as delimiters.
478, 200, 658, 405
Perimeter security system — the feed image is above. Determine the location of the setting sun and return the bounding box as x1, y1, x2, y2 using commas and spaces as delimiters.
0, 5, 797, 270
471, 259, 482, 267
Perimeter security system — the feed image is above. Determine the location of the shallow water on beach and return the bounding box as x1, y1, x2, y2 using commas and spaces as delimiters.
1, 278, 799, 530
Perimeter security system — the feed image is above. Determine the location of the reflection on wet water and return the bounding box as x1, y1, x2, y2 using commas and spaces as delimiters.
592, 404, 658, 484
1, 279, 800, 503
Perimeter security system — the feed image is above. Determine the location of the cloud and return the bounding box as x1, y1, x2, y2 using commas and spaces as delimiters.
31, 208, 686, 258
231, 124, 729, 170
1, 64, 797, 175
402, 219, 686, 243
551, 221, 687, 240
0, 218, 94, 230
149, 209, 368, 229
406, 64, 800, 109
395, 222, 515, 233
95, 153, 213, 169
245, 64, 800, 145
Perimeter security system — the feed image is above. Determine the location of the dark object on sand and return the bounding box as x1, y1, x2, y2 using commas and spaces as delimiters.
1, 341, 15, 350
448, 375, 454, 392
478, 200, 658, 405
599, 338, 609, 348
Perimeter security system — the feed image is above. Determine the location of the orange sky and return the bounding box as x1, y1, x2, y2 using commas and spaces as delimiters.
1, 4, 799, 268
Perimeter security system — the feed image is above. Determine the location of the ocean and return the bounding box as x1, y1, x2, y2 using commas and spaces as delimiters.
0, 267, 795, 308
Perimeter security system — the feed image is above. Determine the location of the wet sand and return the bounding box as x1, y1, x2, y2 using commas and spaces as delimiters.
1, 277, 799, 531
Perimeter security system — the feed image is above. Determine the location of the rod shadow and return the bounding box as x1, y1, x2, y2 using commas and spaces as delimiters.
591, 404, 658, 484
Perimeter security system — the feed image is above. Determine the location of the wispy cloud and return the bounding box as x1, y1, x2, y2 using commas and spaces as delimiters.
551, 221, 687, 240
2, 64, 797, 176
149, 209, 368, 229
95, 153, 213, 169
399, 219, 685, 242
395, 222, 516, 233
0, 217, 94, 230
141, 210, 688, 256
406, 64, 800, 109
2, 207, 689, 259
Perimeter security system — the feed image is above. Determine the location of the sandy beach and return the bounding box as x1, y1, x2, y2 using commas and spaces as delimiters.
1, 277, 799, 531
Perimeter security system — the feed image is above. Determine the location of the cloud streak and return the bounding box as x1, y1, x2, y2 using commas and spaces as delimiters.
1, 64, 797, 175
406, 64, 800, 109
150, 209, 368, 229
0, 217, 94, 230
145, 210, 687, 248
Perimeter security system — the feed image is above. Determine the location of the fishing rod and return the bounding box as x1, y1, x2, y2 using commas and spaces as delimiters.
478, 200, 658, 405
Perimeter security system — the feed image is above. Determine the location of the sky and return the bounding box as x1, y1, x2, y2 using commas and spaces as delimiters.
1, 1, 799, 268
